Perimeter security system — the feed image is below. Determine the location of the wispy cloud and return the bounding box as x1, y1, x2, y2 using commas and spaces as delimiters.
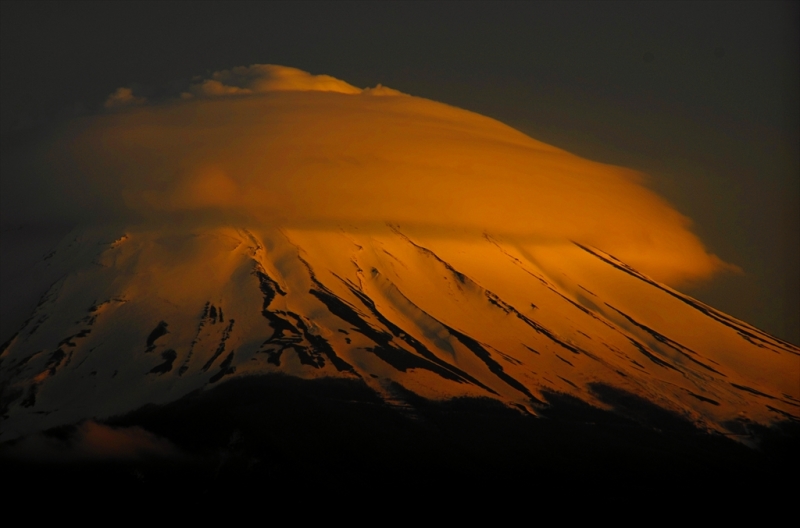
104, 87, 147, 109
178, 64, 400, 99
2, 421, 180, 461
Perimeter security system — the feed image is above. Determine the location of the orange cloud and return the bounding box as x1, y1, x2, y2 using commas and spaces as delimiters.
74, 421, 177, 459
140, 166, 240, 210
180, 64, 369, 99
33, 65, 733, 286
3, 421, 179, 461
104, 87, 147, 109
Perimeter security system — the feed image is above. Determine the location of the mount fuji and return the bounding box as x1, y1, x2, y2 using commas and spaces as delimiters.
1, 65, 797, 501
2, 223, 797, 443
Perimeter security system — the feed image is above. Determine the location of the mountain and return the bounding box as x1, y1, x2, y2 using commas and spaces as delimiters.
2, 222, 796, 441
1, 66, 797, 502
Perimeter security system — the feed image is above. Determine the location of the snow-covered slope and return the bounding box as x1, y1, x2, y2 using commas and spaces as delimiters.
1, 222, 797, 442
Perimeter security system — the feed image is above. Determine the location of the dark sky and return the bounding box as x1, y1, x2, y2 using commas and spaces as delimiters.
1, 1, 798, 344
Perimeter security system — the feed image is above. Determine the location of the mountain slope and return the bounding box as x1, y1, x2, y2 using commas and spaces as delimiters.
1, 223, 798, 443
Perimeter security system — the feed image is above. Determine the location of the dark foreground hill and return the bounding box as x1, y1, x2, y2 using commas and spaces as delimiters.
3, 374, 797, 507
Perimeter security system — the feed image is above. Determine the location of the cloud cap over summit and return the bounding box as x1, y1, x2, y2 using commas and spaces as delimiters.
9, 65, 732, 286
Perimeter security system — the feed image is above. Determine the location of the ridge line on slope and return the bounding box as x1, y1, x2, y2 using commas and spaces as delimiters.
333, 272, 499, 394
574, 243, 800, 355
604, 303, 725, 376
358, 237, 539, 401
483, 234, 618, 331
304, 267, 481, 386
390, 226, 603, 362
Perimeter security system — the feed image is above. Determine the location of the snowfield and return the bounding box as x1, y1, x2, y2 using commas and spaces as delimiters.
2, 222, 796, 442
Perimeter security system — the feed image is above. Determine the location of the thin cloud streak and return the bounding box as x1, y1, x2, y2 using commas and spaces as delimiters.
1, 421, 180, 462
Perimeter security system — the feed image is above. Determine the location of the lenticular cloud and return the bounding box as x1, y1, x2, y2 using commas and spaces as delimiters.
22, 65, 732, 285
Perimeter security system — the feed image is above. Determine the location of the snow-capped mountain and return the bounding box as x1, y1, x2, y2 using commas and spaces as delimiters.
2, 222, 797, 442
2, 65, 797, 470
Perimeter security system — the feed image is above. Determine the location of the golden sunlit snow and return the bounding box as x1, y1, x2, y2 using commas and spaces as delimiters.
1, 66, 796, 443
